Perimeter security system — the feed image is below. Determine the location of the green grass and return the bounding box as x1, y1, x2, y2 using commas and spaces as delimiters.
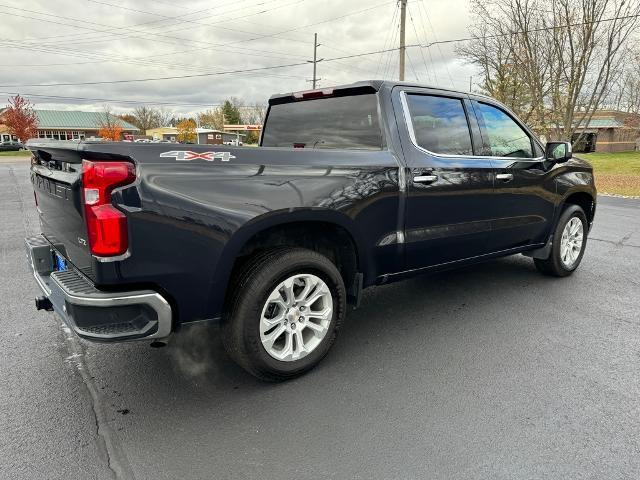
579, 151, 640, 175
0, 150, 31, 157
579, 151, 640, 196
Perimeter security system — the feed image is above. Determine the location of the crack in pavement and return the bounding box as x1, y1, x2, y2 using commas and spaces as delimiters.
60, 324, 136, 480
589, 235, 639, 249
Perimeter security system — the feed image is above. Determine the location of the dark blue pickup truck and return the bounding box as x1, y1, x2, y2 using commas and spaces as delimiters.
25, 81, 596, 381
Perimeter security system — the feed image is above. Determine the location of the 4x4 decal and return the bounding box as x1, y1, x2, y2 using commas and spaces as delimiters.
160, 151, 236, 162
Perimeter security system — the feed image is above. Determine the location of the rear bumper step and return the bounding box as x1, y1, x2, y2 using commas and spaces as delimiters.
25, 235, 172, 342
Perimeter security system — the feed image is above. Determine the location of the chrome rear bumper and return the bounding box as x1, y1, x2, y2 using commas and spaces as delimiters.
25, 235, 172, 342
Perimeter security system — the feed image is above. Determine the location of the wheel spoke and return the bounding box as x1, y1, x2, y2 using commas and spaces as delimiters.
296, 276, 317, 303
304, 320, 327, 336
569, 219, 579, 235
282, 278, 295, 306
293, 330, 307, 359
281, 330, 294, 359
262, 324, 286, 350
267, 289, 287, 310
261, 310, 285, 329
302, 286, 329, 308
307, 307, 332, 322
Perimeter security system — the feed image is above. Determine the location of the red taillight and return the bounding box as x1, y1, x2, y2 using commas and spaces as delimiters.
81, 160, 136, 257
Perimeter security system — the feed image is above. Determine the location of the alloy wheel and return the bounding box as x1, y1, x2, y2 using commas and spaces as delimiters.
259, 273, 333, 362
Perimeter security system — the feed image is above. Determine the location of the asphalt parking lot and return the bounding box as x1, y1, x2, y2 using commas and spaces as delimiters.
1, 158, 639, 480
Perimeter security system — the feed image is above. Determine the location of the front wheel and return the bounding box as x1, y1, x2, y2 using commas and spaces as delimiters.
222, 248, 346, 381
534, 204, 588, 277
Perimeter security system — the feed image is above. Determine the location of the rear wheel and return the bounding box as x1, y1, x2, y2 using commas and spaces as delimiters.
534, 204, 588, 277
222, 248, 346, 381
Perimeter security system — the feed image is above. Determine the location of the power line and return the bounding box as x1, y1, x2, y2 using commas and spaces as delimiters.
0, 4, 305, 59
0, 62, 313, 88
18, 0, 244, 42
44, 0, 310, 51
418, 9, 640, 47
1, 1, 392, 57
380, 3, 401, 80
0, 0, 394, 75
0, 91, 261, 108
76, 0, 308, 45
407, 4, 430, 82
417, 0, 455, 88
0, 1, 285, 49
4, 11, 639, 89
375, 2, 399, 78
0, 38, 306, 76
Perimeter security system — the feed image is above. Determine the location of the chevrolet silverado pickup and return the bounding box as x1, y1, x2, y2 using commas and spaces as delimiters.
25, 81, 596, 381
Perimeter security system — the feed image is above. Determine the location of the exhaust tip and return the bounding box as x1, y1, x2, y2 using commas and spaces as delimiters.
35, 296, 53, 311
150, 341, 167, 348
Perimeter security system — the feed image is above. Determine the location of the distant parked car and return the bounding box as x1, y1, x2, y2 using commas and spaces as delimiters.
223, 139, 243, 146
0, 141, 25, 152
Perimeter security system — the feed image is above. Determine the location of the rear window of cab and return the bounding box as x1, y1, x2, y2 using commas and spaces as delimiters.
261, 94, 382, 150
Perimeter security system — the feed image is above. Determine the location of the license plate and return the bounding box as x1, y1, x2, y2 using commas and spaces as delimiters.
54, 253, 68, 272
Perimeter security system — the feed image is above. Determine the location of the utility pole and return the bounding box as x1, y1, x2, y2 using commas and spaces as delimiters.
399, 0, 407, 81
307, 33, 323, 89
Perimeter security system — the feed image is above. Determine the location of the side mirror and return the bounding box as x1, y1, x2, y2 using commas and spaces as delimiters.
545, 141, 572, 163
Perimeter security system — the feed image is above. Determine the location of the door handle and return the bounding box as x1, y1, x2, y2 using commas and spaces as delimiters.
413, 174, 438, 184
496, 173, 514, 182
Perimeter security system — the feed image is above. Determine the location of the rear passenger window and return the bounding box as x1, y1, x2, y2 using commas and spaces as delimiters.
405, 94, 473, 156
474, 102, 533, 158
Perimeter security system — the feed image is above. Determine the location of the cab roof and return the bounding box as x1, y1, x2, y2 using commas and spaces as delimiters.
268, 80, 478, 104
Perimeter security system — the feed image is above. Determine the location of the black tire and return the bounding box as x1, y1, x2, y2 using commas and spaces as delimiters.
222, 247, 346, 381
534, 204, 588, 277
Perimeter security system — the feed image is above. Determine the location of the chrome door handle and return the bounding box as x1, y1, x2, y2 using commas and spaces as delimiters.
413, 174, 438, 184
496, 173, 514, 182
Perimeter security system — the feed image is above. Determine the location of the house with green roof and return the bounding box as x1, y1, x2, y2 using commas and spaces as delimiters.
33, 110, 139, 141
572, 110, 640, 153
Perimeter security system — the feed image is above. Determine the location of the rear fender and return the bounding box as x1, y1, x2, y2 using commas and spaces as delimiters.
206, 208, 366, 319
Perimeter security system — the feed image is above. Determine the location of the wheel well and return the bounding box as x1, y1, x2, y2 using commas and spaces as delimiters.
233, 221, 360, 299
564, 192, 595, 223
563, 192, 595, 223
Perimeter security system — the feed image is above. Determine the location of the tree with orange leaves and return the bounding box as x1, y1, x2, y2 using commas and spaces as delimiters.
177, 119, 197, 143
98, 105, 123, 141
98, 125, 123, 141
3, 95, 38, 142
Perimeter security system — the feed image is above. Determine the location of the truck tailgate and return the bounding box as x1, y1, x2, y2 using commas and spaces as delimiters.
31, 153, 94, 278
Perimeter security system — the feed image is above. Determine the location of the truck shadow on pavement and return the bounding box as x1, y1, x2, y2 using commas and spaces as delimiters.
93, 253, 550, 393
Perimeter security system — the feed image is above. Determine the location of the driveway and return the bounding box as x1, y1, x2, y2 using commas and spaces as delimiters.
1, 160, 639, 479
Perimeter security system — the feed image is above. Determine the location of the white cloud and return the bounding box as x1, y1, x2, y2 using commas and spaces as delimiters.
1, 0, 476, 116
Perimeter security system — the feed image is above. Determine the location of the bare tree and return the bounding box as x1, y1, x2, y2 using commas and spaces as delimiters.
197, 108, 225, 130
606, 47, 640, 113
243, 103, 267, 125
132, 106, 163, 134
459, 0, 640, 141
156, 107, 173, 128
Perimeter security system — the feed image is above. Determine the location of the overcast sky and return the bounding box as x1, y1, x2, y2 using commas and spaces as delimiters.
1, 0, 476, 116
